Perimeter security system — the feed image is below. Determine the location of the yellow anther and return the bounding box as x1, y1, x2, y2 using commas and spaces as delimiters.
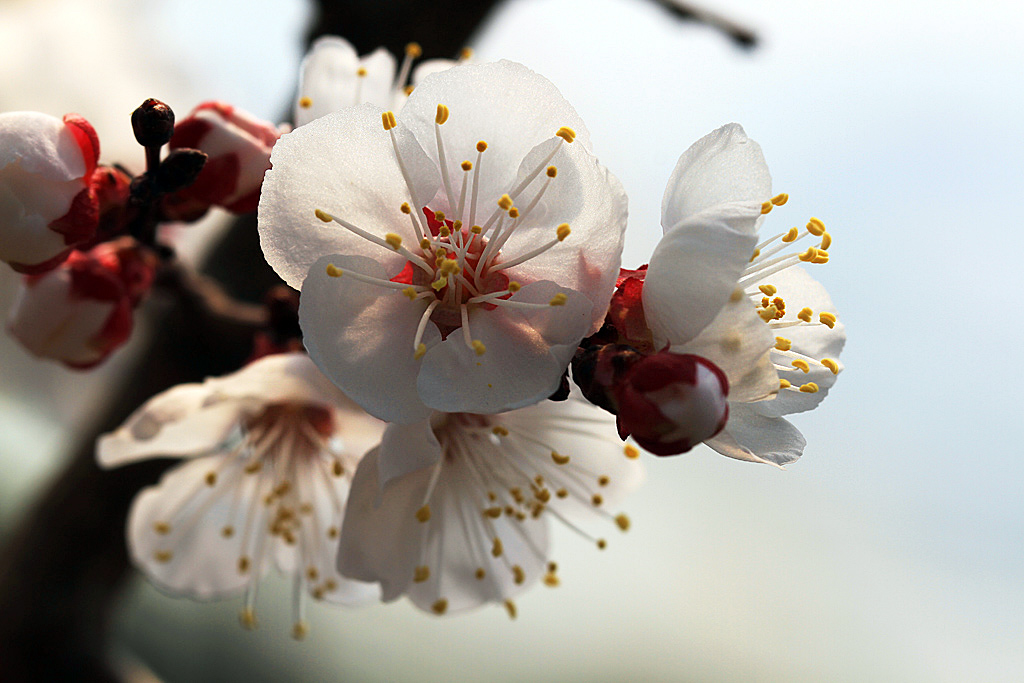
497, 194, 513, 210
615, 513, 631, 531
385, 233, 403, 250
730, 288, 744, 303
315, 209, 332, 222
548, 561, 558, 573
419, 238, 432, 251
799, 247, 818, 262
306, 566, 320, 581
759, 284, 777, 296
324, 579, 338, 592
291, 622, 309, 640
491, 537, 503, 557
598, 475, 610, 487
791, 359, 811, 373
806, 217, 826, 236
761, 296, 771, 308
400, 202, 412, 214
597, 539, 607, 550
775, 336, 792, 351
470, 340, 486, 356
470, 225, 482, 234
798, 307, 814, 322
244, 460, 261, 474
327, 526, 339, 539
438, 226, 450, 238
326, 263, 344, 277
222, 525, 234, 538
205, 471, 217, 486
758, 306, 779, 321
484, 506, 503, 519
433, 210, 446, 223
504, 600, 517, 620
512, 565, 525, 585
381, 111, 397, 131
821, 358, 840, 374
551, 451, 571, 465
415, 505, 431, 523
771, 193, 789, 206
591, 494, 603, 507
820, 232, 832, 250
475, 568, 486, 580
154, 550, 172, 563
402, 286, 418, 301
153, 522, 171, 535
239, 608, 258, 630
460, 47, 473, 60
404, 85, 414, 96
492, 425, 509, 436
535, 488, 551, 503
330, 458, 344, 477
238, 556, 251, 573
431, 277, 447, 292
543, 572, 560, 587
357, 67, 367, 77
773, 297, 786, 311
414, 566, 430, 583
546, 165, 558, 178
555, 488, 568, 498
750, 248, 761, 263
812, 253, 830, 264
549, 293, 568, 306
298, 96, 312, 109
556, 223, 571, 241
508, 207, 520, 219
461, 160, 473, 171
780, 378, 792, 389
476, 140, 488, 152
508, 281, 521, 292
624, 444, 640, 459
761, 201, 773, 214
819, 312, 837, 328
555, 126, 576, 143
435, 104, 450, 125
431, 599, 448, 615
405, 42, 422, 57
799, 382, 820, 393
782, 226, 799, 242
414, 343, 427, 360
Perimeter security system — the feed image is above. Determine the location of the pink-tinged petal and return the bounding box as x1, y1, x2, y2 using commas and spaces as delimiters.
258, 104, 439, 289
399, 61, 591, 210
499, 137, 627, 333
377, 419, 441, 490
127, 455, 265, 600
661, 123, 771, 234
417, 281, 592, 415
299, 254, 438, 424
644, 217, 757, 348
96, 384, 243, 467
337, 448, 426, 602
671, 294, 778, 403
705, 403, 806, 466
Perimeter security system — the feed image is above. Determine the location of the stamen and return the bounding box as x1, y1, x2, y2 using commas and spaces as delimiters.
324, 263, 426, 293
821, 358, 840, 374
298, 96, 312, 109
771, 193, 789, 206
413, 299, 442, 354
394, 43, 420, 93
434, 105, 456, 211
799, 382, 820, 393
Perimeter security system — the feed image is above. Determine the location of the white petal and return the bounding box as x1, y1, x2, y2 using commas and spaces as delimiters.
661, 123, 771, 234
644, 216, 757, 348
377, 419, 441, 490
258, 104, 439, 289
127, 455, 265, 599
337, 448, 427, 602
97, 384, 241, 467
399, 60, 592, 213
0, 111, 87, 180
762, 265, 846, 359
294, 36, 360, 126
358, 48, 399, 108
206, 352, 350, 408
671, 293, 778, 403
705, 403, 806, 466
417, 282, 591, 415
299, 254, 438, 424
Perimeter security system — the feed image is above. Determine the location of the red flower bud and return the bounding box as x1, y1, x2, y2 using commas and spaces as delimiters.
613, 351, 729, 456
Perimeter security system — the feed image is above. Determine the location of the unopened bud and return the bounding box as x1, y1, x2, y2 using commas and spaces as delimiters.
570, 343, 644, 414
131, 99, 175, 148
613, 352, 729, 456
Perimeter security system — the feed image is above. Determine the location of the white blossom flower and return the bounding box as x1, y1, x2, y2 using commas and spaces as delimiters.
259, 61, 627, 423
0, 111, 100, 272
337, 395, 644, 617
642, 124, 845, 465
97, 353, 385, 638
293, 36, 468, 126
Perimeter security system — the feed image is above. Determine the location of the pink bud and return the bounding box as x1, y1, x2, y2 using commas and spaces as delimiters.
0, 112, 101, 272
7, 238, 155, 369
605, 265, 655, 353
614, 351, 729, 456
162, 101, 279, 219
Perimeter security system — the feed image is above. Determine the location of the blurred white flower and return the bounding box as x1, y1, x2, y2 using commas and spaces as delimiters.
97, 353, 385, 638
338, 395, 643, 617
260, 60, 627, 423
0, 111, 100, 272
641, 124, 845, 465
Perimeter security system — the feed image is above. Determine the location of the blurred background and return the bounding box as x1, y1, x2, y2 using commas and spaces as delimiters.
1, 0, 1022, 680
